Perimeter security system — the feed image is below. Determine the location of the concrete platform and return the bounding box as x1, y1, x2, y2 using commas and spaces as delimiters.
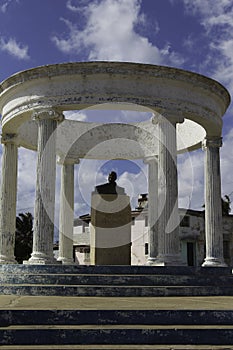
0, 295, 233, 310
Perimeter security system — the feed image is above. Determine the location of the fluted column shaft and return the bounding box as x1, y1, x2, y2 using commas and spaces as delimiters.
156, 115, 183, 266
27, 109, 64, 264
202, 137, 226, 267
144, 157, 158, 264
57, 158, 76, 264
0, 134, 18, 264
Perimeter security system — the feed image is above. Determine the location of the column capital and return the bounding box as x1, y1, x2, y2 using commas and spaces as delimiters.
1, 133, 19, 145
57, 155, 79, 165
152, 110, 184, 125
202, 137, 222, 150
143, 156, 158, 165
32, 108, 64, 123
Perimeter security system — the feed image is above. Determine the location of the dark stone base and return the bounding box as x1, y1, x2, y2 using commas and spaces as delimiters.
1, 310, 233, 346
0, 265, 232, 297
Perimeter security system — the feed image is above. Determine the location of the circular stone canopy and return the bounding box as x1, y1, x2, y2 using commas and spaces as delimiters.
0, 62, 230, 161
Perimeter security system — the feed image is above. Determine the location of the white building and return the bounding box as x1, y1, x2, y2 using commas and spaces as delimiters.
72, 194, 233, 267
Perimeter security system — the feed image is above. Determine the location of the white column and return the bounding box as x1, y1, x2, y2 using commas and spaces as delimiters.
155, 113, 184, 266
27, 109, 64, 264
57, 157, 76, 264
144, 156, 158, 265
202, 137, 226, 267
0, 134, 18, 264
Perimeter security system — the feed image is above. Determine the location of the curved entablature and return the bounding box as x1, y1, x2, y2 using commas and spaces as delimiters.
0, 61, 231, 158
16, 118, 206, 160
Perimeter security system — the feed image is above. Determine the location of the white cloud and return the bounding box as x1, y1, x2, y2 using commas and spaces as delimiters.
221, 129, 233, 209
118, 166, 148, 209
0, 1, 8, 12
17, 148, 37, 214
182, 0, 233, 19
182, 0, 233, 98
63, 110, 87, 122
0, 0, 19, 13
0, 37, 30, 60
66, 0, 89, 12
52, 0, 183, 66
178, 150, 204, 210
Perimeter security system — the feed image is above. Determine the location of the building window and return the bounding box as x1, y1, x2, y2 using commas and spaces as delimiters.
145, 243, 148, 255
145, 216, 148, 227
131, 217, 135, 226
180, 215, 190, 227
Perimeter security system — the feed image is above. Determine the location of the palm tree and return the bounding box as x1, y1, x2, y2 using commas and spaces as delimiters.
203, 195, 231, 216
15, 212, 33, 263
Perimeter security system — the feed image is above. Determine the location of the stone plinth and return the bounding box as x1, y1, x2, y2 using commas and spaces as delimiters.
90, 193, 131, 265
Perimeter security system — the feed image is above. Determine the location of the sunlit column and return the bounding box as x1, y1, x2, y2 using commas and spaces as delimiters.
0, 134, 18, 264
144, 156, 158, 265
155, 112, 184, 266
202, 137, 226, 267
57, 157, 77, 264
27, 108, 64, 264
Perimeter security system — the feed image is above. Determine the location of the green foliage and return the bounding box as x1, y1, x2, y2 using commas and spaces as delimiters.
14, 212, 33, 264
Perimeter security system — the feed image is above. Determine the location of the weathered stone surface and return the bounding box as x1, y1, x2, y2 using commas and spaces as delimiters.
57, 158, 75, 264
156, 116, 183, 266
1, 309, 233, 326
1, 327, 233, 346
0, 265, 232, 297
0, 62, 230, 160
90, 193, 131, 265
26, 109, 63, 265
144, 157, 158, 265
202, 137, 226, 267
0, 135, 18, 264
0, 264, 231, 275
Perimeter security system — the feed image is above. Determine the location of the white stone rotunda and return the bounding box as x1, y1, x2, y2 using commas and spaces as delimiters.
0, 62, 230, 267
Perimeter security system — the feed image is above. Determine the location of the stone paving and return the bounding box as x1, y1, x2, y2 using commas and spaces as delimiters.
0, 295, 233, 310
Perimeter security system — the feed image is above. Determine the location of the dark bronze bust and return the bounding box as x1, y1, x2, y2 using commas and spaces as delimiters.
95, 171, 125, 195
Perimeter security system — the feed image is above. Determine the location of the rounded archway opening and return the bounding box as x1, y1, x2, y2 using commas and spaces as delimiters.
63, 103, 154, 124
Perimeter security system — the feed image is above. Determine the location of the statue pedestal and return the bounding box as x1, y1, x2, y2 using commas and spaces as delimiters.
90, 193, 131, 265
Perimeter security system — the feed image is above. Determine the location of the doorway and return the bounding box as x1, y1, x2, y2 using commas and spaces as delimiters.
181, 241, 196, 266
187, 242, 195, 266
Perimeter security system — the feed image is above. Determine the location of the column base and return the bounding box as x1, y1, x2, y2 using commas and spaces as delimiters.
202, 257, 227, 267
24, 252, 61, 265
0, 255, 17, 264
153, 254, 185, 266
57, 257, 75, 265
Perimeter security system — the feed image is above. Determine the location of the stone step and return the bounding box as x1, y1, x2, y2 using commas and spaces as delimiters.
0, 346, 231, 350
0, 265, 231, 276
1, 273, 233, 286
1, 302, 233, 347
1, 284, 233, 297
1, 309, 233, 326
1, 327, 233, 346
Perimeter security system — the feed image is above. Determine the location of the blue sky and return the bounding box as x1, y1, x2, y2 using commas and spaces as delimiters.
0, 0, 233, 223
